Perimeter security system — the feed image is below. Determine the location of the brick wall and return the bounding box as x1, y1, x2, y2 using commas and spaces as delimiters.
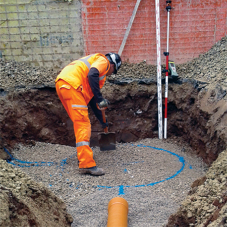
0, 0, 84, 68
81, 0, 227, 64
1, 0, 226, 67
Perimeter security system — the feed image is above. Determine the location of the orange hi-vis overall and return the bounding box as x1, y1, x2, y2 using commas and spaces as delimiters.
55, 54, 110, 168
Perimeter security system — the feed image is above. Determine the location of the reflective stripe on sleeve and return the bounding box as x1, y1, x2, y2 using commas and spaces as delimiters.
99, 75, 106, 81
76, 141, 90, 147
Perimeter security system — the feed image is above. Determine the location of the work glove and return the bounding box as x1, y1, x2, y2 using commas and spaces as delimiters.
102, 121, 108, 129
98, 99, 110, 109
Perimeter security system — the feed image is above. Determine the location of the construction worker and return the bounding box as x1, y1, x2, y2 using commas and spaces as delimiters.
55, 53, 122, 176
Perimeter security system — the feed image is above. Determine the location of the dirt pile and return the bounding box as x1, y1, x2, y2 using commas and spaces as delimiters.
0, 60, 59, 90
115, 36, 227, 89
0, 159, 73, 227
0, 36, 226, 91
166, 148, 227, 227
176, 36, 227, 87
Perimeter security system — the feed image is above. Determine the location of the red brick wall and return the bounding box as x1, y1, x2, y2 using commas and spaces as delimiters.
81, 0, 227, 64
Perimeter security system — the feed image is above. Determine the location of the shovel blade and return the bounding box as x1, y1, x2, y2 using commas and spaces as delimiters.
98, 132, 116, 151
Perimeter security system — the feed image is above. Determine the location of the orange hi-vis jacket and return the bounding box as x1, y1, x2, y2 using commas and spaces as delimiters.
55, 53, 110, 104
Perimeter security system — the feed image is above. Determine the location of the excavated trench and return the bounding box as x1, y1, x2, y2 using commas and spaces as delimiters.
1, 36, 227, 226
1, 76, 227, 227
1, 78, 226, 165
1, 77, 227, 226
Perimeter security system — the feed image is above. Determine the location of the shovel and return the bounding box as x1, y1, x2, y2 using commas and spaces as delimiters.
98, 108, 116, 151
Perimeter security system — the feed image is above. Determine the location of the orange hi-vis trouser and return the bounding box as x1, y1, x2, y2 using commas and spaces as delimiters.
56, 79, 96, 169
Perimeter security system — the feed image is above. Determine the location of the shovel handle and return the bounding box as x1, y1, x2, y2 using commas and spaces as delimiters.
96, 104, 108, 133
101, 109, 108, 133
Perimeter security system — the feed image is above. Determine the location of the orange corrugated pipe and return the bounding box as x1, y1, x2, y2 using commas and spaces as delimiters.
107, 197, 128, 227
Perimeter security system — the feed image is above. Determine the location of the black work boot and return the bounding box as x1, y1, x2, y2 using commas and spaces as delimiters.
79, 166, 105, 176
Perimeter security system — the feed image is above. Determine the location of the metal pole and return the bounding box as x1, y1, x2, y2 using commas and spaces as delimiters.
118, 0, 142, 56
155, 0, 163, 139
164, 1, 172, 139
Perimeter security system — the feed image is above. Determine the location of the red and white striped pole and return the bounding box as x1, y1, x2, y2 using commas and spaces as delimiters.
155, 0, 163, 139
164, 1, 172, 139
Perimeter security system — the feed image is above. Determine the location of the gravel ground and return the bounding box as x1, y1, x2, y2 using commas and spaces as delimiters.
9, 138, 207, 226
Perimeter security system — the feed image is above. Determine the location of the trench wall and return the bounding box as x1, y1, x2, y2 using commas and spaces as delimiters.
1, 81, 227, 165
0, 0, 226, 67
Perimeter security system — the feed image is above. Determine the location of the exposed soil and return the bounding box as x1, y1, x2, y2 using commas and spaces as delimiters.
0, 36, 226, 226
0, 159, 73, 227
